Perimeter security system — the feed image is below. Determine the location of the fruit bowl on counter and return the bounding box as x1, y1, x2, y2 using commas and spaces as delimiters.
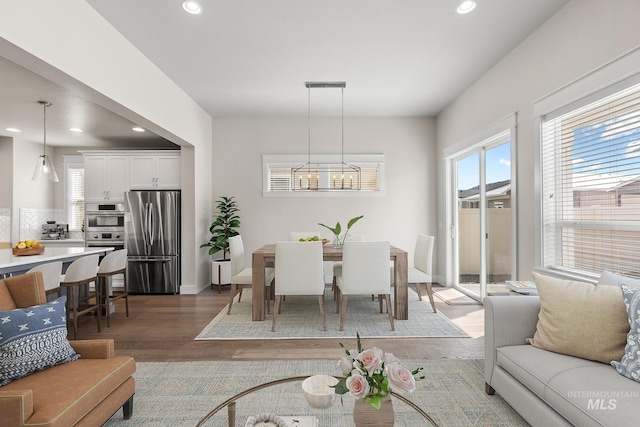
12, 240, 44, 256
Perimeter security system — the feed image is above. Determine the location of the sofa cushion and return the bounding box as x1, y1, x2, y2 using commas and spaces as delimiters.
0, 296, 79, 386
497, 344, 640, 427
611, 284, 640, 382
1, 356, 135, 427
527, 272, 627, 364
597, 270, 640, 288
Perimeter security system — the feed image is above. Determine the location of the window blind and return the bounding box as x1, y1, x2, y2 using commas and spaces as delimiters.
68, 167, 85, 231
541, 81, 640, 278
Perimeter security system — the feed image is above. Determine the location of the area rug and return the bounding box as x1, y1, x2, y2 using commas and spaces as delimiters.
195, 289, 468, 340
104, 359, 528, 427
434, 288, 482, 306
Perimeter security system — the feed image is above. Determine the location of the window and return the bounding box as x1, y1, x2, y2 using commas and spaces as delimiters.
540, 79, 640, 279
262, 154, 384, 197
64, 157, 84, 231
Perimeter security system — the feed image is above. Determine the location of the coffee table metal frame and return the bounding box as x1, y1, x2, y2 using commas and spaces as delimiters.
196, 375, 439, 427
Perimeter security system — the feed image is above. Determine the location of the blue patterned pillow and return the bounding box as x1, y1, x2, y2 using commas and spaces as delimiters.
0, 296, 80, 386
611, 285, 640, 382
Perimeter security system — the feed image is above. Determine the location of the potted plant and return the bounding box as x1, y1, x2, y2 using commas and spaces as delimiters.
201, 196, 241, 291
318, 215, 364, 248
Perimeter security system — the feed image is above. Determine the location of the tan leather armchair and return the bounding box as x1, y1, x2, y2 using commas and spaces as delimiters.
0, 272, 136, 427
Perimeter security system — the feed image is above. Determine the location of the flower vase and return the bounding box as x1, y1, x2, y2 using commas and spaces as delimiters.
332, 236, 343, 249
353, 397, 394, 427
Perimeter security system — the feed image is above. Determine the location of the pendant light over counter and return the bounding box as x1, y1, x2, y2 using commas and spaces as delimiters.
292, 81, 361, 191
32, 100, 59, 182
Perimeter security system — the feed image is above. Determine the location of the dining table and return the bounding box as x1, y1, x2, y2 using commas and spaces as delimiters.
251, 243, 409, 321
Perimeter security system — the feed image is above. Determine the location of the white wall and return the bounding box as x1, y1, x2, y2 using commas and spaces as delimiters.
436, 0, 640, 283
0, 0, 213, 293
11, 138, 55, 241
0, 137, 12, 207
211, 117, 437, 266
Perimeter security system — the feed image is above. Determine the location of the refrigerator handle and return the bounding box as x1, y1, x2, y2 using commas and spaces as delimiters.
148, 203, 155, 246
141, 203, 149, 247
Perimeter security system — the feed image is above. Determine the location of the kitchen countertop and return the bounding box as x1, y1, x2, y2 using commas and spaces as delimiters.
38, 239, 85, 244
0, 246, 114, 275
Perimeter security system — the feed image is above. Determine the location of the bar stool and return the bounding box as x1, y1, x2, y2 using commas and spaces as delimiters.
27, 261, 63, 298
97, 249, 129, 327
60, 254, 100, 340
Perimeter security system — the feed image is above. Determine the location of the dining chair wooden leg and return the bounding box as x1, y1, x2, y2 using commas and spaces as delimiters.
318, 294, 326, 332
379, 294, 384, 313
335, 288, 341, 314
385, 294, 395, 331
227, 284, 237, 315
339, 295, 349, 331
414, 283, 423, 300
238, 286, 243, 302
272, 296, 282, 332
426, 282, 437, 313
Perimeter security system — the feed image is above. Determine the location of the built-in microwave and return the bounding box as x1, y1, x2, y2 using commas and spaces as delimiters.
85, 203, 125, 230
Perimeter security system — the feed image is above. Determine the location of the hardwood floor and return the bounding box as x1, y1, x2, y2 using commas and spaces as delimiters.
75, 285, 485, 362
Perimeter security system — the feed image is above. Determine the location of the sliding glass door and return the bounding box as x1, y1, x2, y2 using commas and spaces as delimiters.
451, 135, 514, 301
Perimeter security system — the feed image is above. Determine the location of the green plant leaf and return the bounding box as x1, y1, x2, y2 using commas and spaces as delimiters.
346, 215, 364, 230
331, 378, 349, 395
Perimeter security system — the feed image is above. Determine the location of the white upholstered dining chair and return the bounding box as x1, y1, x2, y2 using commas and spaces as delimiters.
272, 241, 326, 332
227, 235, 275, 315
335, 241, 394, 332
410, 234, 436, 312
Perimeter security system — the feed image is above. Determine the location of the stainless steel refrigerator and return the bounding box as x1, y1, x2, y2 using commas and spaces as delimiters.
124, 190, 180, 294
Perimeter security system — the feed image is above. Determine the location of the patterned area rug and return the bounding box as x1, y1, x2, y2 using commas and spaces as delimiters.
104, 359, 528, 427
195, 289, 468, 340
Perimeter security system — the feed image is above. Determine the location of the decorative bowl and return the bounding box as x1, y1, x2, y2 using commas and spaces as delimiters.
301, 375, 338, 409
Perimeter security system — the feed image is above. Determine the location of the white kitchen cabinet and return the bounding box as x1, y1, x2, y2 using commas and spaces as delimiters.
83, 155, 129, 202
129, 153, 180, 189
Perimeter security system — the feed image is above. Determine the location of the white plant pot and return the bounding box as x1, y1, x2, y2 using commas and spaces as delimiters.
211, 259, 231, 286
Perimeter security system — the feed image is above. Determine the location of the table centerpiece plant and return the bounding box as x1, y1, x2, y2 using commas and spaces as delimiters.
318, 215, 364, 248
333, 332, 424, 409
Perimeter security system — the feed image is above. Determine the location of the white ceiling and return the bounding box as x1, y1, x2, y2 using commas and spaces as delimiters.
0, 0, 568, 146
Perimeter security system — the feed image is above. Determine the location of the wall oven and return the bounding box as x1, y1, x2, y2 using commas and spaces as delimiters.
85, 203, 125, 249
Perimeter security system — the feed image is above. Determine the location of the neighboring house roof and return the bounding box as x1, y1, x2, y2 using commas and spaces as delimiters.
571, 174, 640, 192
458, 180, 511, 200
462, 183, 511, 202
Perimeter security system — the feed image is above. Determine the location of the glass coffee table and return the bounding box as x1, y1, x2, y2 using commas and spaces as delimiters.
196, 375, 439, 426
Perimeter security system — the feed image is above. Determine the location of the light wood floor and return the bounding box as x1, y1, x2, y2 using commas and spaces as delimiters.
75, 285, 485, 362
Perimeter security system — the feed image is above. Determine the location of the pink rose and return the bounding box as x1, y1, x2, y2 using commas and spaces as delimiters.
358, 347, 383, 374
384, 352, 400, 365
346, 374, 370, 399
385, 363, 416, 394
338, 355, 353, 375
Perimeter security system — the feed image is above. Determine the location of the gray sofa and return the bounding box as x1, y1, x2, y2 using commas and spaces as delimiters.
484, 295, 640, 427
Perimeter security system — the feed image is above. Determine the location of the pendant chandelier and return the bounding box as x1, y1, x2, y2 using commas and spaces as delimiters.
32, 100, 59, 182
292, 82, 361, 191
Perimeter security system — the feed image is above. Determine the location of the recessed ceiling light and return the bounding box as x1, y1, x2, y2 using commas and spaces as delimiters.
69, 127, 84, 133
132, 127, 145, 132
457, 0, 477, 14
5, 127, 21, 132
182, 1, 202, 15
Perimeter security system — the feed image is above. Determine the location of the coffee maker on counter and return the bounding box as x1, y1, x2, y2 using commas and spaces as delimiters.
41, 222, 69, 240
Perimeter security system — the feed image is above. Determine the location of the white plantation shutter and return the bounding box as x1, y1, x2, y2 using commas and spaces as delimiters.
541, 80, 640, 279
68, 166, 85, 230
